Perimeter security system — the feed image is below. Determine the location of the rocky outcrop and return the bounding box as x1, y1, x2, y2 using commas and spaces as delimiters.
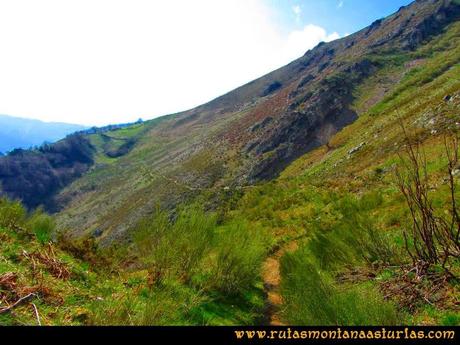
242, 0, 460, 181
246, 59, 376, 180
262, 81, 283, 97
400, 0, 460, 49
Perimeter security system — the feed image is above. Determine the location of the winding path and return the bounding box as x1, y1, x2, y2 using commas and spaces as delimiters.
262, 241, 298, 325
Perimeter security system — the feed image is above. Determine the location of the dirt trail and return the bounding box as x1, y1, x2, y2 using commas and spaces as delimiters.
262, 241, 298, 325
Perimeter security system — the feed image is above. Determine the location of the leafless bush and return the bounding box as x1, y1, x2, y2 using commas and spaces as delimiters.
395, 125, 460, 278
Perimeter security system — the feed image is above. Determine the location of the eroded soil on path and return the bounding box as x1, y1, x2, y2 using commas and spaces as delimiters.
262, 241, 298, 325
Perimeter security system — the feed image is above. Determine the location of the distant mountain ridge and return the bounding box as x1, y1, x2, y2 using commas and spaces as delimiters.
0, 114, 87, 153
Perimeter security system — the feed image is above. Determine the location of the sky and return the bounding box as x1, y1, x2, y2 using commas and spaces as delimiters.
0, 0, 412, 126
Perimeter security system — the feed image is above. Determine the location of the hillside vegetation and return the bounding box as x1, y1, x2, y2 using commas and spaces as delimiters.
0, 198, 271, 325
0, 0, 458, 246
1, 0, 460, 326
232, 19, 460, 325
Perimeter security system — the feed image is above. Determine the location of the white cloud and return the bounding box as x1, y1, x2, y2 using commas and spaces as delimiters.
0, 0, 340, 126
337, 1, 344, 9
284, 24, 340, 61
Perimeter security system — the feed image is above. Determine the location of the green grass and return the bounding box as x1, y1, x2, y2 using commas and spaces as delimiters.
207, 220, 269, 295
80, 205, 270, 325
217, 21, 460, 325
279, 250, 401, 325
369, 22, 460, 116
0, 199, 268, 325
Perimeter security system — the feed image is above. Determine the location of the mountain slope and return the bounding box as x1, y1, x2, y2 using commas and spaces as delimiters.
2, 13, 459, 326
0, 115, 86, 154
0, 0, 459, 246
230, 20, 460, 324
1, 0, 460, 326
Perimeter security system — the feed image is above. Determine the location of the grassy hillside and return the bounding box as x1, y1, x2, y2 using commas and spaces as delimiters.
222, 19, 460, 325
57, 0, 460, 243
2, 18, 459, 326
1, 0, 460, 326
1, 0, 457, 246
0, 198, 271, 325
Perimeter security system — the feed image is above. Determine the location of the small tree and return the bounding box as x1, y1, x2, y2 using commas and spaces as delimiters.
395, 125, 460, 277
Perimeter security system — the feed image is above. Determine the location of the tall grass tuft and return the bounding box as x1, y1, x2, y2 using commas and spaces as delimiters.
279, 191, 403, 325
307, 192, 397, 272
133, 206, 216, 283
280, 248, 401, 325
209, 220, 269, 295
88, 279, 206, 325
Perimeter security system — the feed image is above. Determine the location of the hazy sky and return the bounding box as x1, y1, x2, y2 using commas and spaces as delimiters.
0, 0, 412, 126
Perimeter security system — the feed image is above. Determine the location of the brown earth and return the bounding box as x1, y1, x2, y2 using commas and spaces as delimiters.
262, 241, 298, 326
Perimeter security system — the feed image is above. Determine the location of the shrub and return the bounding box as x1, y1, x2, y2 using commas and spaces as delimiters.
307, 230, 357, 271
133, 207, 216, 283
27, 208, 55, 244
280, 251, 337, 325
170, 209, 216, 279
280, 248, 401, 325
57, 235, 114, 269
88, 291, 141, 325
141, 281, 206, 325
88, 279, 206, 325
132, 207, 269, 299
209, 220, 269, 295
307, 192, 397, 271
133, 209, 170, 260
395, 130, 460, 276
336, 193, 396, 266
0, 197, 26, 229
441, 313, 460, 326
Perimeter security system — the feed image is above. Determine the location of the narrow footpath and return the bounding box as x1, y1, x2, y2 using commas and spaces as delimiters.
262, 241, 298, 325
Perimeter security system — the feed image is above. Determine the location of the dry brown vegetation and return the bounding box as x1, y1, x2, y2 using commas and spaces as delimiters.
396, 126, 460, 278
